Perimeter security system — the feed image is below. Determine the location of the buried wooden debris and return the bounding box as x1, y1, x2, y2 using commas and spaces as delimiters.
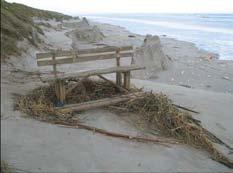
66, 79, 87, 95
55, 121, 179, 147
97, 74, 129, 93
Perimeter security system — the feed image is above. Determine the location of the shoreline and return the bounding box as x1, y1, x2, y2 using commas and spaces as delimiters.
86, 14, 233, 61
90, 19, 233, 94
92, 19, 222, 59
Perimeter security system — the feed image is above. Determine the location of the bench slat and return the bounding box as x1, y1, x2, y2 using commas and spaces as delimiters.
37, 51, 133, 66
36, 46, 133, 60
36, 50, 73, 59
78, 46, 133, 55
41, 65, 145, 82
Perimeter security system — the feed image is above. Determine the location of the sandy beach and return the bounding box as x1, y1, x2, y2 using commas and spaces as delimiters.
1, 17, 233, 172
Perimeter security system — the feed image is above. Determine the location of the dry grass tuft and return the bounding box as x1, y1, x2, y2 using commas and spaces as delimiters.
1, 0, 72, 59
15, 84, 59, 121
1, 160, 13, 173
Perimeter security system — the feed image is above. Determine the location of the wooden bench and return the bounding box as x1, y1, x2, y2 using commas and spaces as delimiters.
36, 46, 145, 107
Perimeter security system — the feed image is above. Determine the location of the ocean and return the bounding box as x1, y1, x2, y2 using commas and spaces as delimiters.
87, 14, 233, 60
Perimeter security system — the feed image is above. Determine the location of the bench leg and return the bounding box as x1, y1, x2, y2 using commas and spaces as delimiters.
123, 71, 130, 90
116, 72, 122, 86
55, 79, 66, 107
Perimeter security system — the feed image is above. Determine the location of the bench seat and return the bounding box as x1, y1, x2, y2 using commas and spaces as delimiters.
41, 65, 145, 82
36, 46, 146, 106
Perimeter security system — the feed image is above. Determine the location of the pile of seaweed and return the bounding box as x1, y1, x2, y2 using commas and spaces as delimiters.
15, 79, 126, 122
15, 78, 233, 168
117, 93, 233, 168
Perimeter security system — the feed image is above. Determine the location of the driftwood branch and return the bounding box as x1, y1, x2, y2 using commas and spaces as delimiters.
172, 104, 200, 114
55, 121, 180, 147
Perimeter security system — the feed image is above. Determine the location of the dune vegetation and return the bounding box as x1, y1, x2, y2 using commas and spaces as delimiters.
0, 0, 72, 60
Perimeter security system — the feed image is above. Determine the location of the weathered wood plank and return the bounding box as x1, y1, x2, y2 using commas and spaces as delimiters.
37, 57, 74, 66
37, 52, 133, 66
55, 92, 144, 112
78, 50, 133, 59
37, 51, 133, 62
36, 50, 73, 59
36, 46, 133, 59
41, 65, 145, 82
37, 52, 53, 59
78, 46, 133, 55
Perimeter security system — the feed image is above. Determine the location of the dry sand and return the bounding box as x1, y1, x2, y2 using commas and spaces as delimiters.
1, 17, 233, 172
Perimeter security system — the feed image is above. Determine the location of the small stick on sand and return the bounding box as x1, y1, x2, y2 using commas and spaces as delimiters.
172, 104, 200, 114
55, 121, 180, 147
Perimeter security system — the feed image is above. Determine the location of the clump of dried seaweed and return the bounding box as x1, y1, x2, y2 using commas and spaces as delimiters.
15, 79, 233, 168
117, 92, 233, 168
65, 78, 125, 104
15, 84, 64, 122
14, 78, 124, 122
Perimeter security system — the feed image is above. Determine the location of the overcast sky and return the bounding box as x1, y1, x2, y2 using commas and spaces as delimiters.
6, 0, 233, 15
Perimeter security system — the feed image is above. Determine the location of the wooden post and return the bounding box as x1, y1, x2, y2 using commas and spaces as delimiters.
55, 79, 66, 107
53, 52, 59, 102
123, 71, 130, 89
53, 51, 65, 107
116, 49, 122, 86
52, 52, 57, 78
59, 79, 66, 104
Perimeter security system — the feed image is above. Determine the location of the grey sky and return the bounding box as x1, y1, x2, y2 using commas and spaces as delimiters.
6, 0, 233, 15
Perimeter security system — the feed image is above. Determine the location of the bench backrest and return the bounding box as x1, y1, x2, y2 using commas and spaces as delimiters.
36, 46, 134, 67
